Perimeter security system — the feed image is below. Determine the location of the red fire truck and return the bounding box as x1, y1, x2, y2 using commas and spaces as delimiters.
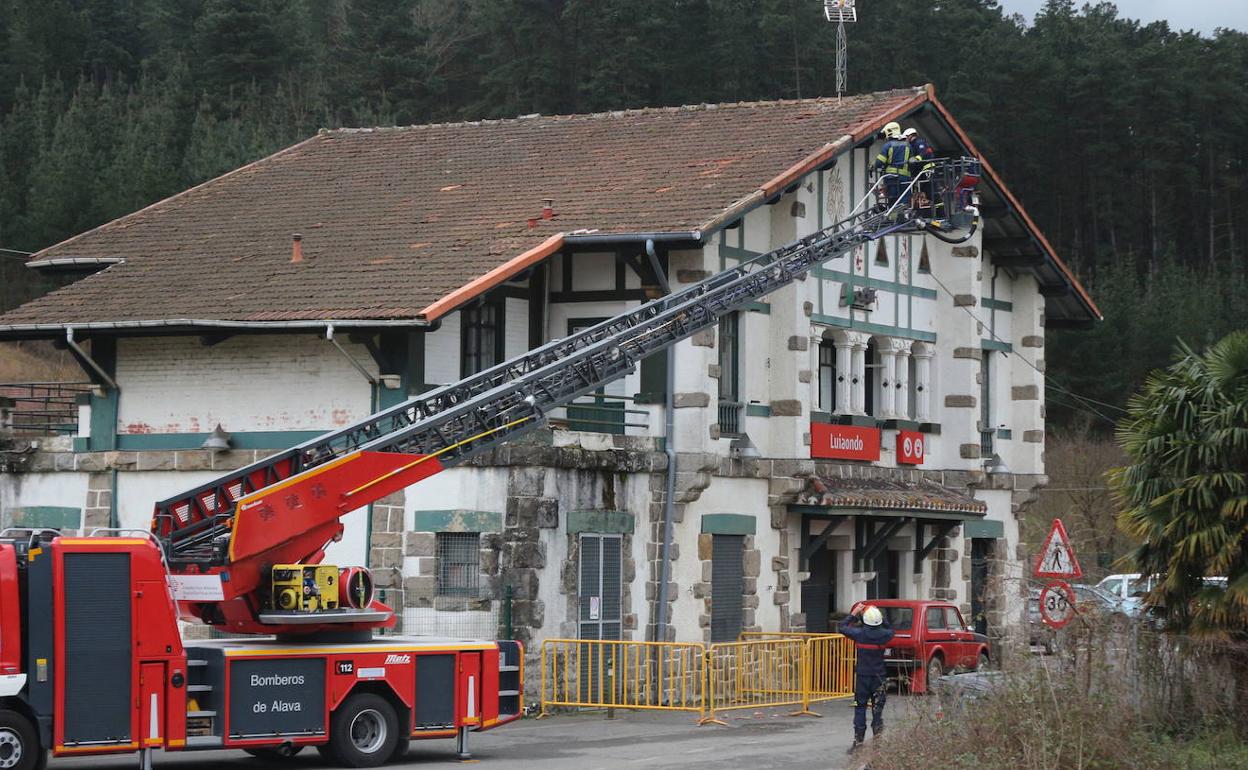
0, 158, 979, 768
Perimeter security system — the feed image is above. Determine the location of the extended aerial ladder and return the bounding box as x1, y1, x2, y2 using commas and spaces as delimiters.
151, 158, 982, 636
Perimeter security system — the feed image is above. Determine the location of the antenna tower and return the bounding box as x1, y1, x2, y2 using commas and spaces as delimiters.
824, 0, 857, 101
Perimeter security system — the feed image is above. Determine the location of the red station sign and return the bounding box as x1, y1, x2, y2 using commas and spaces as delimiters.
810, 423, 881, 462
896, 430, 926, 465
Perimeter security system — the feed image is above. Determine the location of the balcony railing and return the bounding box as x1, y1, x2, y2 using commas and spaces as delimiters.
718, 399, 744, 436
549, 392, 650, 436
0, 382, 92, 436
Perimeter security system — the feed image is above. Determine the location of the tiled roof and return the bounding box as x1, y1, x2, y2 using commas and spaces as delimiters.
798, 476, 987, 516
0, 88, 925, 327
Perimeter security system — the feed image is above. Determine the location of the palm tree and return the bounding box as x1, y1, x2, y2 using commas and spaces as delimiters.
1110, 330, 1248, 635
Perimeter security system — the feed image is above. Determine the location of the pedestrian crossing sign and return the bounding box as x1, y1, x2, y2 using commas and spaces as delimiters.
1033, 518, 1082, 579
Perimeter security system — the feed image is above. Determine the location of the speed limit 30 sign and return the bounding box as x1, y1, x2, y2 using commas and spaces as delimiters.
1038, 580, 1076, 628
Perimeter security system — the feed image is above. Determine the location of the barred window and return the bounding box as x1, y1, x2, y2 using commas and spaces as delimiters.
436, 532, 480, 596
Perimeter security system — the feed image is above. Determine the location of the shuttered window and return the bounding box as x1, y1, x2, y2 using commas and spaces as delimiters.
710, 534, 745, 642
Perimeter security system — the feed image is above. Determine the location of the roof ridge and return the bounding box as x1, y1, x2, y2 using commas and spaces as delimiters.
326, 86, 926, 135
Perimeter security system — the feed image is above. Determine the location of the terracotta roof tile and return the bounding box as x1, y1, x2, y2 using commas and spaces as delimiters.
0, 88, 925, 326
798, 476, 988, 516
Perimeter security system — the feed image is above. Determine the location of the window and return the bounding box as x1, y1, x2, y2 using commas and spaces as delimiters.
946, 607, 968, 632
717, 313, 742, 435
461, 299, 503, 376
436, 532, 480, 596
882, 606, 913, 631
925, 606, 947, 630
818, 340, 837, 413
980, 351, 994, 455
710, 534, 745, 642
907, 352, 918, 419
864, 339, 878, 417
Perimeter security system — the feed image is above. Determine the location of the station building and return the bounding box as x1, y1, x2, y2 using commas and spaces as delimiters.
0, 85, 1098, 652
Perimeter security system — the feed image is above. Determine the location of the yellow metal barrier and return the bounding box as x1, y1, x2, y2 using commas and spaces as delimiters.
803, 634, 856, 703
740, 632, 856, 713
701, 637, 807, 725
539, 638, 705, 717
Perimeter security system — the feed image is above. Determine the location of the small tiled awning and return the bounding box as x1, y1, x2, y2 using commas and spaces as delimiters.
796, 477, 987, 518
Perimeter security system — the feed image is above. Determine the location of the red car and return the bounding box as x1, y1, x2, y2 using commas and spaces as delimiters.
850, 599, 991, 694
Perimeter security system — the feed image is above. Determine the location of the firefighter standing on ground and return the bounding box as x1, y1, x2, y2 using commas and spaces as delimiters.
873, 121, 912, 208
838, 604, 895, 753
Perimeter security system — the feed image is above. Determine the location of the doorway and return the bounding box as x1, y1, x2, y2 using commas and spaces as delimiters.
801, 546, 839, 633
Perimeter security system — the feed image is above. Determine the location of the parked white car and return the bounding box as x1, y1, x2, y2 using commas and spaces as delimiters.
1095, 573, 1140, 601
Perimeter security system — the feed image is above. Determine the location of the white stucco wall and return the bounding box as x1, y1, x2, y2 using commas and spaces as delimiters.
115, 335, 376, 434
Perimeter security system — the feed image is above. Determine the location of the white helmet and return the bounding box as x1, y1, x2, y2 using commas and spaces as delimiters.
902, 128, 918, 139
862, 605, 884, 626
882, 121, 901, 139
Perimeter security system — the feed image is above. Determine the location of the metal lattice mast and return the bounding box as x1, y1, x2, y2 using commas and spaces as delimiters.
824, 0, 857, 101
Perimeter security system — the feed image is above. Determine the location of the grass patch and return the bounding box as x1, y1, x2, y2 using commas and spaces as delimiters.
0, 341, 81, 381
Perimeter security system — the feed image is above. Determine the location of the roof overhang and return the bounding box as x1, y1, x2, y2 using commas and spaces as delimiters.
794, 476, 988, 519
0, 317, 433, 341
900, 88, 1101, 325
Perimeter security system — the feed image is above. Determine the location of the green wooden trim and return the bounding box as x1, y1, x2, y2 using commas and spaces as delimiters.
981, 298, 1013, 312
918, 422, 942, 435
88, 388, 119, 451
412, 509, 503, 533
981, 339, 1013, 353
882, 418, 921, 431
813, 267, 938, 299
996, 428, 1013, 440
701, 513, 757, 535
963, 519, 1005, 539
811, 410, 833, 424
566, 510, 635, 535
745, 301, 770, 314
115, 430, 326, 451
2, 506, 81, 529
745, 403, 771, 418
810, 313, 938, 343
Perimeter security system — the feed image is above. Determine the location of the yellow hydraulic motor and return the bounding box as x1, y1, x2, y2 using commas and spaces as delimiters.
270, 564, 340, 612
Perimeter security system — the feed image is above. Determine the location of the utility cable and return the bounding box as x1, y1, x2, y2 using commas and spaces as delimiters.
924, 266, 1124, 425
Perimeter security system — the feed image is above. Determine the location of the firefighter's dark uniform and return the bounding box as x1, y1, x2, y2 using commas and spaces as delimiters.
873, 139, 912, 206
838, 613, 896, 744
907, 135, 936, 212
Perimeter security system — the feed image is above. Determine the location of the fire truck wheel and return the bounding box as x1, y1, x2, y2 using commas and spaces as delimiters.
390, 737, 410, 761
0, 709, 41, 770
327, 693, 398, 768
243, 745, 305, 760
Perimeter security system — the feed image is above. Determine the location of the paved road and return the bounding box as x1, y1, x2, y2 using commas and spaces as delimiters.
51, 698, 913, 769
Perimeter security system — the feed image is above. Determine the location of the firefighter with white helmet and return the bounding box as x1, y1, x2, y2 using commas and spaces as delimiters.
839, 602, 896, 753
873, 123, 912, 208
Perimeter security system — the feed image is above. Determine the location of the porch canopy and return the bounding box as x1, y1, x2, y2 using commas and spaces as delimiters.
791, 477, 988, 572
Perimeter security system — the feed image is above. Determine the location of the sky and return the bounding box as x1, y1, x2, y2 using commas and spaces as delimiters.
996, 0, 1248, 34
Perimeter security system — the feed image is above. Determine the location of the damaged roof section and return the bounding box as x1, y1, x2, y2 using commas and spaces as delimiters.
798, 476, 988, 517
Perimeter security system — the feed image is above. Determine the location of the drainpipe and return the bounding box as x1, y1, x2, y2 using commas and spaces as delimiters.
646, 239, 678, 643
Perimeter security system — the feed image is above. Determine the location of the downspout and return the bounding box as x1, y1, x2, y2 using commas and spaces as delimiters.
326, 323, 381, 569
646, 239, 678, 643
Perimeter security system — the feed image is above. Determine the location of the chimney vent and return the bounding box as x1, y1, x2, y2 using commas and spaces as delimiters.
291, 233, 304, 264
542, 199, 554, 220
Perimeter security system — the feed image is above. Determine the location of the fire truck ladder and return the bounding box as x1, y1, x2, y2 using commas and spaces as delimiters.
154, 158, 981, 568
